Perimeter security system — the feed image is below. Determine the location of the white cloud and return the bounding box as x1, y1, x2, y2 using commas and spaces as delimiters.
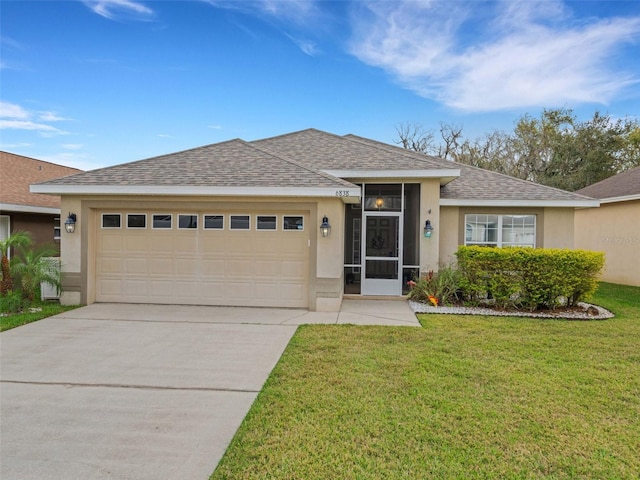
205, 0, 319, 25
39, 111, 71, 122
286, 34, 319, 56
0, 120, 68, 136
157, 134, 173, 138
0, 102, 69, 135
207, 125, 222, 130
62, 143, 84, 150
0, 101, 30, 120
82, 0, 154, 21
349, 0, 640, 112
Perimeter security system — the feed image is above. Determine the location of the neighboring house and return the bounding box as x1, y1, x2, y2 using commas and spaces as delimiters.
574, 166, 640, 287
1, 151, 82, 254
31, 129, 597, 310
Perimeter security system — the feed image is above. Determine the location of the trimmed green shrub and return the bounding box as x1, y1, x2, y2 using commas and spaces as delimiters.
456, 246, 604, 311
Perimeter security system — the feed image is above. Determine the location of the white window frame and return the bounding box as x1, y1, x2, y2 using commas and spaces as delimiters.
126, 213, 147, 229
256, 214, 277, 231
203, 214, 224, 230
101, 213, 122, 229
230, 215, 251, 231
464, 214, 536, 248
54, 216, 61, 240
283, 215, 304, 231
177, 214, 198, 230
152, 214, 173, 230
0, 216, 10, 257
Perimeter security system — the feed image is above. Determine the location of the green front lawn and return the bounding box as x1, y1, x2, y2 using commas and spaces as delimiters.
211, 283, 640, 479
0, 303, 80, 332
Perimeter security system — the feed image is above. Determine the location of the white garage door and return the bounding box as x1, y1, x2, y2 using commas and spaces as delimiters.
95, 211, 309, 308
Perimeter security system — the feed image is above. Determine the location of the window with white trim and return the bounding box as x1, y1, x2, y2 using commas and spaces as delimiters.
230, 215, 250, 230
204, 215, 224, 230
256, 215, 277, 230
152, 214, 172, 229
102, 214, 121, 229
178, 214, 198, 229
465, 214, 536, 248
283, 216, 304, 230
54, 217, 61, 240
127, 214, 146, 229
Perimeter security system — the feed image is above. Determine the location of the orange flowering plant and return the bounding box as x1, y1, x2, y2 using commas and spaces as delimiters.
406, 265, 461, 306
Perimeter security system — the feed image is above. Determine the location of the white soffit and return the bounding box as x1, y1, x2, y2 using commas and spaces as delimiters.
322, 169, 460, 185
440, 199, 600, 208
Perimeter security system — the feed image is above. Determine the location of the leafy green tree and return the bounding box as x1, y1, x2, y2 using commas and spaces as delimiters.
0, 231, 32, 295
395, 109, 640, 191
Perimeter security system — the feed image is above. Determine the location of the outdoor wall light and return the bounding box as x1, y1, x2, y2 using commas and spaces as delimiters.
375, 196, 384, 209
320, 215, 331, 237
424, 219, 434, 238
64, 213, 77, 234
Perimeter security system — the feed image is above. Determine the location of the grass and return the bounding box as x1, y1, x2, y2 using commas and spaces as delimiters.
0, 302, 80, 331
211, 283, 640, 479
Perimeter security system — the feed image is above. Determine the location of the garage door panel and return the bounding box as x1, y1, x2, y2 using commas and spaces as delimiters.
98, 279, 122, 297
226, 259, 254, 276
123, 279, 148, 299
148, 236, 174, 253
125, 258, 148, 274
96, 211, 309, 307
150, 259, 174, 275
176, 259, 199, 275
201, 259, 225, 276
98, 258, 122, 274
125, 236, 148, 252
226, 236, 252, 253
101, 234, 123, 252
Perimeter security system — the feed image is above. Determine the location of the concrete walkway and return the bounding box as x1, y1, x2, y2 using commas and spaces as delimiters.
0, 299, 419, 480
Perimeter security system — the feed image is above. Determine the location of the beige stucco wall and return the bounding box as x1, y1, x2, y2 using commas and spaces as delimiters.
439, 206, 460, 266
575, 200, 640, 286
59, 194, 347, 310
542, 208, 575, 249
419, 179, 441, 273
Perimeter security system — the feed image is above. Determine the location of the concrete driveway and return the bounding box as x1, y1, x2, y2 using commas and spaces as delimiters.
0, 300, 418, 479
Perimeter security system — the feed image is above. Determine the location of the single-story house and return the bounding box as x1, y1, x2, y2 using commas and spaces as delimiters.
31, 129, 598, 310
574, 166, 640, 287
1, 151, 82, 254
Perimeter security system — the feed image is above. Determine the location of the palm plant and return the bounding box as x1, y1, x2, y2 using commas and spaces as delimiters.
0, 231, 32, 295
11, 245, 61, 303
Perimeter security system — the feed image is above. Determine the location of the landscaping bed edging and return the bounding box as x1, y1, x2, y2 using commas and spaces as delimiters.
409, 301, 614, 320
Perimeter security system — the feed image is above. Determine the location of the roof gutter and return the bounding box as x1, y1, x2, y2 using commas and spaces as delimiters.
440, 198, 601, 208
0, 203, 61, 215
30, 184, 363, 204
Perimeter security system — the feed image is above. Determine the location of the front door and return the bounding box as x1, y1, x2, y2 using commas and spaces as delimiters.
362, 213, 402, 295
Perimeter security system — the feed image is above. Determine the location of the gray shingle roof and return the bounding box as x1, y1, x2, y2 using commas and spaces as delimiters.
255, 129, 457, 171
575, 166, 640, 200
35, 128, 594, 204
39, 139, 354, 189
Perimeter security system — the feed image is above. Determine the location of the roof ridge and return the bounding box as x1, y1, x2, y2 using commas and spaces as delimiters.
244, 139, 356, 188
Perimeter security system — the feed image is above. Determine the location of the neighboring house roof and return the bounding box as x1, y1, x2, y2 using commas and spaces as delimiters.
575, 166, 640, 203
31, 129, 597, 207
0, 151, 82, 214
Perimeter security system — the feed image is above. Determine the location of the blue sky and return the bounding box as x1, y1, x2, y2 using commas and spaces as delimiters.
1, 0, 639, 170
